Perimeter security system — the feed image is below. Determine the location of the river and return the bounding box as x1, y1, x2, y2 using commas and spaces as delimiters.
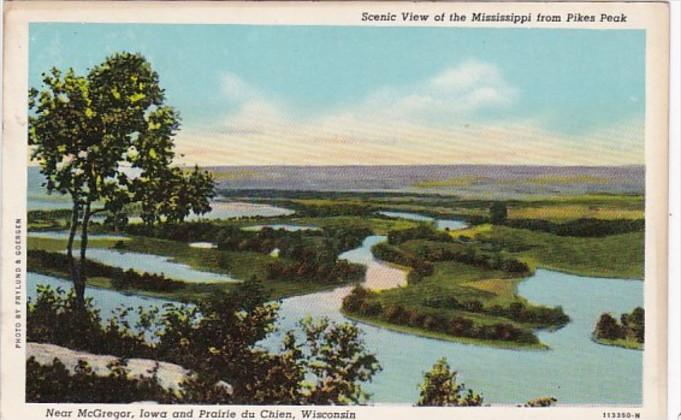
267, 235, 643, 405
26, 224, 642, 405
378, 211, 467, 231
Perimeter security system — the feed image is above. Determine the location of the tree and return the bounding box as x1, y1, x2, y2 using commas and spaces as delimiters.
296, 317, 381, 405
620, 307, 645, 343
28, 278, 382, 404
627, 307, 645, 343
594, 313, 623, 340
416, 358, 483, 406
489, 202, 508, 225
28, 52, 215, 307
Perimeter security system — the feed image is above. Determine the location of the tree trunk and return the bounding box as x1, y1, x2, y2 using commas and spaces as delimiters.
66, 200, 83, 307
74, 201, 92, 308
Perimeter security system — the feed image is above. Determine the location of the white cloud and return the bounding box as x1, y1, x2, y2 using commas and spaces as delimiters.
220, 72, 259, 103
174, 62, 642, 166
358, 60, 517, 123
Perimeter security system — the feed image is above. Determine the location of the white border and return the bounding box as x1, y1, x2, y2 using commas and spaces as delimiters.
667, 2, 680, 419
1, 2, 672, 420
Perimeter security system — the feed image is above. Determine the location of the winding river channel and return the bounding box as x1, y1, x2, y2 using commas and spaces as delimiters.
27, 212, 643, 405
266, 235, 643, 405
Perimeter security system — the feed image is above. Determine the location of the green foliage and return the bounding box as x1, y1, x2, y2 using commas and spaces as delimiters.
424, 297, 569, 327
27, 357, 177, 403
29, 52, 215, 304
621, 306, 645, 342
27, 285, 155, 358
274, 200, 377, 217
27, 281, 380, 404
476, 226, 644, 279
387, 225, 452, 245
29, 52, 213, 220
523, 396, 558, 407
489, 202, 508, 225
504, 218, 644, 237
295, 317, 382, 405
378, 240, 531, 276
594, 307, 644, 344
595, 313, 623, 340
416, 358, 483, 406
124, 222, 368, 286
342, 287, 541, 345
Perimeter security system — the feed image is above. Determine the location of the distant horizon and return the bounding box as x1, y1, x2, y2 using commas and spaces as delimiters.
28, 164, 644, 200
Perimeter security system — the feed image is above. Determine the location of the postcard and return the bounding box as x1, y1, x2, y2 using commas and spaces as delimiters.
1, 1, 671, 419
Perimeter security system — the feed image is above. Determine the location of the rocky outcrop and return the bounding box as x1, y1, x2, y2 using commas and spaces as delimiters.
27, 342, 190, 392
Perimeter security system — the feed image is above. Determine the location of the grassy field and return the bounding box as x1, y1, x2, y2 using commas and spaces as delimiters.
507, 206, 643, 221
342, 254, 564, 349
288, 216, 418, 235
473, 226, 644, 279
261, 192, 644, 223
361, 258, 556, 326
592, 336, 644, 351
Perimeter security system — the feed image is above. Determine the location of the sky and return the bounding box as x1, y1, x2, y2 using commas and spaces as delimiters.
29, 24, 645, 166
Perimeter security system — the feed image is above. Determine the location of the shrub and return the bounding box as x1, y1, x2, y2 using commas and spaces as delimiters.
27, 285, 155, 358
417, 358, 483, 406
505, 218, 644, 237
26, 357, 177, 403
524, 396, 558, 407
27, 280, 381, 405
387, 225, 452, 246
594, 313, 624, 340
489, 202, 508, 225
594, 307, 644, 343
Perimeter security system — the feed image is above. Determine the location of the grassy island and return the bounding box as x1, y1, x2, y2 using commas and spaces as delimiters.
341, 224, 570, 349
593, 307, 644, 350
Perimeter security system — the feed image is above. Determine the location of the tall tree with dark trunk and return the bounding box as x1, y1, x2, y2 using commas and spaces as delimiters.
29, 52, 215, 307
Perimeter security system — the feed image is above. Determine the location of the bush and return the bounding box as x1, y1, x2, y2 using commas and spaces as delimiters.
343, 287, 542, 345
524, 396, 557, 407
26, 357, 177, 403
359, 301, 383, 317
387, 225, 452, 246
392, 241, 530, 276
27, 285, 155, 358
594, 307, 644, 343
594, 313, 624, 340
417, 358, 483, 406
27, 280, 381, 405
423, 295, 569, 328
489, 202, 507, 225
505, 218, 644, 237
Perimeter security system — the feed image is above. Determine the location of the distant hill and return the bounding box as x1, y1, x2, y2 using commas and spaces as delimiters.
208, 165, 644, 198
27, 165, 645, 208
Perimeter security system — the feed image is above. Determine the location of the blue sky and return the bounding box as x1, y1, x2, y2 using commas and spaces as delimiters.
29, 24, 645, 166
